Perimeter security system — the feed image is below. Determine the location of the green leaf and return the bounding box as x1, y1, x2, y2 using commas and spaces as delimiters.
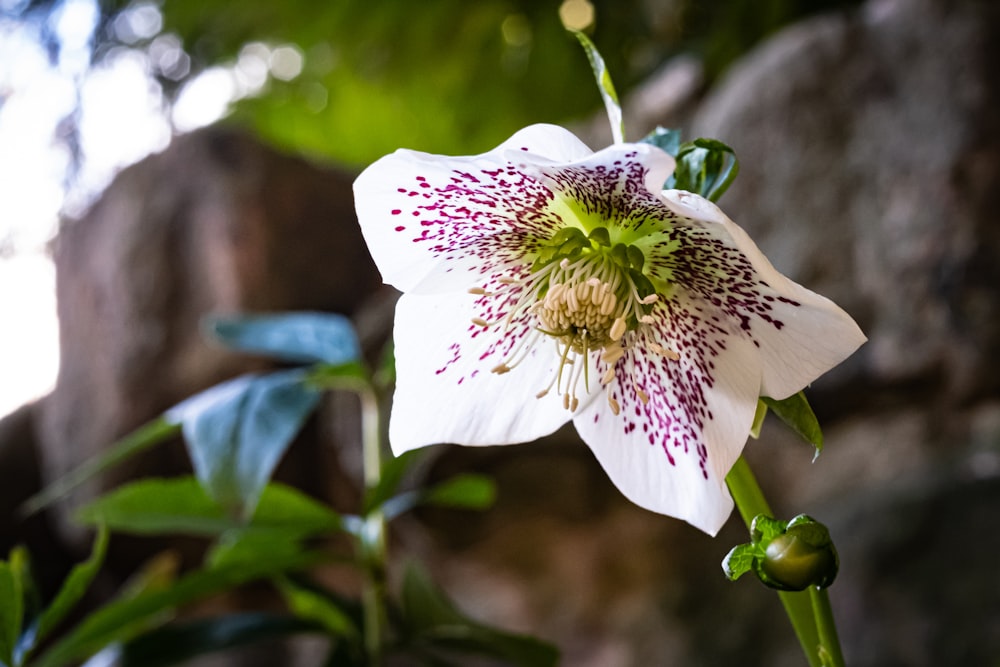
205, 312, 361, 366
639, 126, 682, 157
422, 475, 497, 511
275, 577, 360, 641
32, 551, 327, 667
572, 30, 624, 144
20, 417, 182, 517
672, 138, 740, 202
401, 564, 559, 667
77, 477, 341, 538
120, 613, 321, 667
29, 525, 109, 652
721, 543, 758, 581
762, 392, 823, 458
169, 370, 321, 518
363, 449, 425, 515
379, 474, 497, 521
0, 560, 23, 667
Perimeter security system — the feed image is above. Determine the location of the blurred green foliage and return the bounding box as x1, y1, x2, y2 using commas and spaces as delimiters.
7, 0, 859, 168
89, 0, 856, 166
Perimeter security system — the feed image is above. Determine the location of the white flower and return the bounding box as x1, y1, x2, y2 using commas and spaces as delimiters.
353, 124, 865, 535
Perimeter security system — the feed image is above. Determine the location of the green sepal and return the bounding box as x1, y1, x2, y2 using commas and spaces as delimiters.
761, 392, 823, 459
722, 543, 757, 581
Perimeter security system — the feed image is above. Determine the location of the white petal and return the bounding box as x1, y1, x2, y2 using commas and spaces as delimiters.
573, 302, 762, 535
353, 125, 593, 295
389, 289, 592, 454
660, 190, 866, 399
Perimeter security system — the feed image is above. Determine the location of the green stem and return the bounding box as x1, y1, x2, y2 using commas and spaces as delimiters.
725, 456, 822, 667
359, 388, 388, 666
810, 586, 845, 667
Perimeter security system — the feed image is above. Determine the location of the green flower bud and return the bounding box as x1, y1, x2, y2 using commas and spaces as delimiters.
754, 516, 839, 591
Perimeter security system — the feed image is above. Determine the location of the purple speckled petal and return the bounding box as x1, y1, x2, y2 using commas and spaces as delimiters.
659, 190, 867, 399
514, 141, 676, 234
354, 124, 594, 295
573, 290, 761, 535
389, 288, 600, 453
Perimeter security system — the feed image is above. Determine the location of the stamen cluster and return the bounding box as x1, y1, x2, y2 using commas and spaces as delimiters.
470, 226, 676, 415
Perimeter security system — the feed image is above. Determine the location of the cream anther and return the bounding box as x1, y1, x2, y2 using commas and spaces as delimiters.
608, 396, 621, 415
471, 317, 490, 327
609, 317, 627, 341
640, 294, 659, 304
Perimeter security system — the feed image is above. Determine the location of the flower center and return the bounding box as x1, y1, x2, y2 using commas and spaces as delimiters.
469, 225, 678, 414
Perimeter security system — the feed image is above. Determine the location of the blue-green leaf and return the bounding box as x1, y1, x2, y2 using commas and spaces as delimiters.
639, 126, 682, 157
168, 370, 321, 518
205, 312, 361, 366
762, 392, 823, 458
572, 30, 624, 144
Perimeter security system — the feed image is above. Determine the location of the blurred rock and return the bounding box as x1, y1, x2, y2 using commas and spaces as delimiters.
35, 126, 381, 554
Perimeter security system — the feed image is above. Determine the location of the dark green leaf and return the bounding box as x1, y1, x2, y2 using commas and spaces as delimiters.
77, 477, 341, 538
401, 565, 558, 667
32, 551, 327, 667
673, 138, 740, 202
171, 370, 321, 518
0, 560, 23, 667
276, 577, 360, 641
639, 126, 682, 157
721, 543, 758, 581
20, 417, 181, 517
121, 613, 321, 667
762, 392, 823, 457
205, 312, 361, 366
30, 525, 109, 651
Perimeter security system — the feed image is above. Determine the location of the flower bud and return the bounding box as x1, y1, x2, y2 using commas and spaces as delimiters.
755, 517, 839, 591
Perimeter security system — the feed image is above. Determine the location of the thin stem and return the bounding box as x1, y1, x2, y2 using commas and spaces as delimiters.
359, 387, 388, 666
725, 456, 822, 667
810, 586, 845, 667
